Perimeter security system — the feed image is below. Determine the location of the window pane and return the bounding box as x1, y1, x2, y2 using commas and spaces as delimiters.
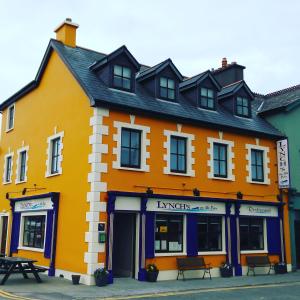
219, 145, 226, 160
170, 154, 177, 170
177, 139, 186, 155
219, 161, 226, 176
201, 88, 207, 96
171, 138, 177, 153
123, 78, 131, 90
131, 131, 140, 148
168, 79, 175, 89
114, 65, 122, 76
213, 144, 219, 159
201, 97, 208, 107
160, 77, 167, 87
207, 89, 213, 98
121, 129, 130, 147
160, 87, 167, 98
130, 149, 139, 167
207, 98, 214, 108
214, 159, 220, 175
121, 148, 130, 166
123, 67, 131, 78
178, 156, 185, 171
113, 76, 122, 88
168, 89, 175, 100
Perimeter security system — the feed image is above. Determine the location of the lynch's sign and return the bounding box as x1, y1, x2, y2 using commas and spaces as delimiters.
240, 204, 278, 217
147, 199, 225, 214
277, 139, 290, 189
15, 198, 53, 212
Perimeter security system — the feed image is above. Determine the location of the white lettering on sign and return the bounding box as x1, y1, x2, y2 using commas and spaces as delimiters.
240, 204, 278, 217
147, 199, 225, 214
15, 198, 53, 212
277, 139, 290, 189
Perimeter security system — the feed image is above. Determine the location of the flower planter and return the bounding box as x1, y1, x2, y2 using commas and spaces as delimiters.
274, 264, 287, 274
95, 275, 108, 287
71, 275, 80, 285
146, 271, 159, 282
220, 267, 233, 277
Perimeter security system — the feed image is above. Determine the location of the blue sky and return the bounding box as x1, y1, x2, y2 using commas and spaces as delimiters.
0, 0, 300, 104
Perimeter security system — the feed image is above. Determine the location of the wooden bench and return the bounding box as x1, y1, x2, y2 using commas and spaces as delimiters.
176, 257, 212, 280
246, 255, 274, 276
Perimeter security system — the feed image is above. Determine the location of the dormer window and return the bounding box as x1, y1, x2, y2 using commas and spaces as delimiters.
236, 96, 250, 117
199, 88, 214, 110
160, 77, 175, 100
113, 65, 132, 91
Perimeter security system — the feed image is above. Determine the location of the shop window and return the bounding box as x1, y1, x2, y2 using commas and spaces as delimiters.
160, 77, 175, 100
170, 136, 187, 173
197, 215, 222, 252
240, 217, 264, 251
121, 128, 141, 168
251, 149, 264, 182
22, 215, 46, 249
155, 214, 183, 253
199, 88, 214, 110
6, 104, 15, 131
213, 143, 228, 178
113, 65, 132, 91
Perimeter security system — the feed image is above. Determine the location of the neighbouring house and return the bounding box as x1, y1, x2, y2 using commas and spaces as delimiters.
258, 85, 300, 271
0, 19, 291, 285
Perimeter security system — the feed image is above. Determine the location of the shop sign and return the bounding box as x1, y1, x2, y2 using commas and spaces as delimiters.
147, 198, 225, 214
240, 204, 278, 217
15, 198, 53, 212
277, 139, 290, 189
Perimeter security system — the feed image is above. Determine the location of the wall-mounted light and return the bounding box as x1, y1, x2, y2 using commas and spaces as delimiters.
237, 191, 243, 200
277, 194, 283, 202
146, 187, 153, 195
193, 188, 200, 197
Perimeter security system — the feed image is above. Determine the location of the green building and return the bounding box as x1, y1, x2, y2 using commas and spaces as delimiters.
258, 85, 300, 270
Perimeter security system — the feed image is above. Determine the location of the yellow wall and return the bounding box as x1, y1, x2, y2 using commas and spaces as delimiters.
0, 50, 92, 273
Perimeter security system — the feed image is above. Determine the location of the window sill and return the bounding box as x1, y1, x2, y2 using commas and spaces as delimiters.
247, 180, 270, 185
240, 250, 268, 254
2, 181, 12, 185
115, 166, 149, 172
165, 171, 194, 177
5, 127, 14, 133
209, 175, 234, 181
18, 246, 44, 253
197, 107, 217, 113
155, 252, 187, 257
197, 251, 227, 256
45, 172, 62, 178
15, 180, 27, 185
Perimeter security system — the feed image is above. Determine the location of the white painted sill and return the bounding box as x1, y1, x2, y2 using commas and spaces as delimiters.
115, 166, 149, 172
209, 175, 234, 181
240, 250, 268, 254
45, 172, 62, 178
155, 252, 187, 257
247, 180, 270, 185
5, 127, 14, 133
197, 251, 227, 256
18, 246, 44, 253
165, 171, 194, 177
3, 181, 12, 185
15, 180, 27, 185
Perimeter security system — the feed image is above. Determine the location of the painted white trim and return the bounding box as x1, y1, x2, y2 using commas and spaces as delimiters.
15, 145, 29, 184
163, 130, 195, 177
18, 211, 47, 252
112, 121, 150, 172
135, 214, 140, 280
45, 131, 64, 177
85, 107, 109, 277
155, 215, 187, 257
3, 152, 14, 184
207, 137, 235, 181
197, 217, 226, 255
245, 143, 270, 185
6, 103, 15, 132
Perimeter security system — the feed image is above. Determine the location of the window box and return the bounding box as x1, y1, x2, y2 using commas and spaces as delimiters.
220, 263, 233, 277
146, 264, 159, 282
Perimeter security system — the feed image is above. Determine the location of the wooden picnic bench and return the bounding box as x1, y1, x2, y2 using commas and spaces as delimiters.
246, 255, 274, 276
0, 257, 47, 285
176, 257, 212, 280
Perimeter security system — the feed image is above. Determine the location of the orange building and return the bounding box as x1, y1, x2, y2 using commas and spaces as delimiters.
0, 19, 291, 284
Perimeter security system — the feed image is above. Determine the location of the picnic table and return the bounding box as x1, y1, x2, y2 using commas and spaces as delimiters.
0, 257, 46, 285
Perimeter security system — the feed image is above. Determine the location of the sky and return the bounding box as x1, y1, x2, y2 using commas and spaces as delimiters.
0, 0, 300, 105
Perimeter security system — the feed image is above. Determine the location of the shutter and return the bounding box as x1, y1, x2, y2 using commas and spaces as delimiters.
267, 217, 281, 255
186, 214, 198, 256
10, 212, 21, 253
145, 212, 155, 258
44, 210, 54, 259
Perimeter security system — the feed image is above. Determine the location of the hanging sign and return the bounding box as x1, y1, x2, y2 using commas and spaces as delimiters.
147, 198, 225, 214
240, 204, 278, 217
15, 198, 53, 212
277, 139, 290, 189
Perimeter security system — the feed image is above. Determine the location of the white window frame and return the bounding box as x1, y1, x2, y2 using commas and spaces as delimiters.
3, 152, 14, 184
6, 104, 15, 132
15, 146, 29, 184
18, 211, 47, 253
246, 144, 270, 185
45, 131, 64, 177
112, 121, 150, 172
163, 130, 195, 177
197, 216, 226, 256
207, 137, 235, 181
155, 214, 187, 257
240, 218, 268, 254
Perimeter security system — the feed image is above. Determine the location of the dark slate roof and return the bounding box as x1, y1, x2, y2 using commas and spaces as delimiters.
0, 39, 283, 139
218, 80, 254, 99
257, 85, 300, 114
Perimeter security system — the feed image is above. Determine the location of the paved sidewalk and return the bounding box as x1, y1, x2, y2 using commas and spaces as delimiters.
1, 272, 300, 300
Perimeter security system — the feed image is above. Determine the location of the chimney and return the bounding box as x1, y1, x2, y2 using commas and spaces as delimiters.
222, 57, 228, 68
54, 18, 79, 47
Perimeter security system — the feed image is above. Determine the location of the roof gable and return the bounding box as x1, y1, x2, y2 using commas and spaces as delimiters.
136, 58, 183, 82
218, 80, 254, 100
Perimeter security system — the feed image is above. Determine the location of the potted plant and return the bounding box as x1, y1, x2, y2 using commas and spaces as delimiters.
94, 268, 109, 287
71, 274, 80, 285
274, 262, 287, 274
146, 264, 159, 282
220, 262, 233, 277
